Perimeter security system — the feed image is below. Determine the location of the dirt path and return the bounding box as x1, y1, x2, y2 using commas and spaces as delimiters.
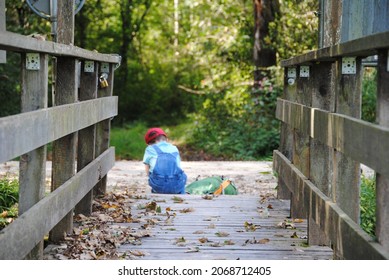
105, 160, 276, 196
0, 160, 277, 196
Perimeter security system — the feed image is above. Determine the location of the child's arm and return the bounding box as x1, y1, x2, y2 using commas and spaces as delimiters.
144, 163, 150, 175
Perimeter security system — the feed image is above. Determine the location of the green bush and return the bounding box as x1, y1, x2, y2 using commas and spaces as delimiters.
0, 177, 19, 212
360, 175, 376, 237
361, 68, 377, 123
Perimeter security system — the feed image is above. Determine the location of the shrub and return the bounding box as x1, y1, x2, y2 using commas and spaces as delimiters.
360, 175, 376, 237
0, 177, 19, 212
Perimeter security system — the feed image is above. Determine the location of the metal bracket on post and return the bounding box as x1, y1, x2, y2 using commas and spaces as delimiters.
342, 57, 356, 74
100, 62, 110, 73
300, 66, 310, 78
84, 61, 95, 73
26, 53, 40, 70
287, 67, 296, 85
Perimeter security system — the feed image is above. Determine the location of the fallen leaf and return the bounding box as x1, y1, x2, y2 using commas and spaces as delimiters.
267, 204, 273, 209
294, 218, 304, 223
224, 240, 235, 245
185, 247, 200, 253
210, 242, 223, 247
172, 196, 185, 203
258, 238, 270, 244
130, 250, 148, 257
202, 195, 213, 200
215, 231, 230, 237
291, 232, 299, 238
244, 221, 261, 232
198, 237, 209, 243
175, 237, 186, 244
208, 224, 216, 229
193, 230, 205, 234
179, 208, 194, 213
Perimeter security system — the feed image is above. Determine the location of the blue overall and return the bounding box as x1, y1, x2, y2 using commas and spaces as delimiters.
148, 145, 187, 194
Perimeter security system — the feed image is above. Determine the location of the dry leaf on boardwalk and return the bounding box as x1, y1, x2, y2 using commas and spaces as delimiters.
179, 207, 194, 213
215, 231, 230, 237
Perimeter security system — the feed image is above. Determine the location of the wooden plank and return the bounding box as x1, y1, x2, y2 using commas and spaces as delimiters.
18, 52, 49, 259
0, 97, 117, 164
119, 194, 333, 260
94, 63, 115, 196
0, 148, 115, 260
50, 4, 77, 242
75, 61, 98, 215
273, 150, 389, 259
0, 0, 5, 63
281, 31, 389, 67
376, 49, 389, 250
0, 31, 120, 64
332, 57, 362, 224
276, 98, 389, 178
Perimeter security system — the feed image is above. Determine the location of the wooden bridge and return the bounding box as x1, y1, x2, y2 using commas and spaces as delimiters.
1, 0, 389, 260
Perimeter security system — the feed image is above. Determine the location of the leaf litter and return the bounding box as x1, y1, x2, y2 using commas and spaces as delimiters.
43, 191, 160, 260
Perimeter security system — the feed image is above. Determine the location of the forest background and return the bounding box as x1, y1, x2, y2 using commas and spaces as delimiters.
0, 0, 375, 160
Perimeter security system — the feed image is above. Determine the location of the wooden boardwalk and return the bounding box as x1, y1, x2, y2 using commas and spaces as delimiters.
119, 194, 333, 260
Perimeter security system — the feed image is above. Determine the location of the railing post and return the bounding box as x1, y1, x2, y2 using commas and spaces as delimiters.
19, 52, 48, 259
0, 0, 6, 63
49, 1, 77, 242
376, 49, 389, 251
333, 57, 362, 222
308, 62, 334, 247
276, 68, 293, 200
290, 66, 311, 218
94, 63, 115, 196
75, 61, 98, 215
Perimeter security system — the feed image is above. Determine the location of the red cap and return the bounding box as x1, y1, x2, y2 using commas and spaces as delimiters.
144, 127, 167, 144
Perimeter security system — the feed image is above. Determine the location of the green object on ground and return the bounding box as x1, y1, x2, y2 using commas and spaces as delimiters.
185, 176, 238, 195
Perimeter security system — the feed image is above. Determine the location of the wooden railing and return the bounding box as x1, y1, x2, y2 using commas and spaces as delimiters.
0, 5, 120, 259
273, 31, 389, 259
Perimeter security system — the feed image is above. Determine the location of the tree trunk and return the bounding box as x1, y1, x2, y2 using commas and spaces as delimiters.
253, 0, 279, 84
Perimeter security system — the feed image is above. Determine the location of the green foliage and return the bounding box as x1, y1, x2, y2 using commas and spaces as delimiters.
191, 76, 281, 160
361, 68, 377, 123
0, 177, 19, 212
267, 0, 319, 61
360, 175, 376, 237
110, 122, 148, 160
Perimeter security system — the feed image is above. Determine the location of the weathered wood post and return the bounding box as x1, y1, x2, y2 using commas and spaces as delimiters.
75, 61, 98, 215
49, 1, 77, 242
19, 51, 48, 259
0, 0, 5, 63
94, 63, 115, 196
333, 56, 362, 223
376, 49, 389, 251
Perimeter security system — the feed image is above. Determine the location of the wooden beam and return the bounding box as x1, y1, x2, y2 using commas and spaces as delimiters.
273, 150, 389, 260
50, 3, 77, 242
376, 49, 389, 250
281, 31, 389, 67
0, 31, 120, 64
0, 97, 117, 164
94, 63, 115, 196
276, 98, 389, 178
0, 148, 115, 260
18, 52, 49, 259
0, 0, 6, 63
75, 61, 98, 215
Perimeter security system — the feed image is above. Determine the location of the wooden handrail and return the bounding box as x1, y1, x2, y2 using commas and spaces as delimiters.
0, 31, 121, 63
281, 30, 389, 67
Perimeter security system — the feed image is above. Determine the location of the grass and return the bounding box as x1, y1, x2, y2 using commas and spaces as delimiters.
360, 175, 376, 237
0, 177, 19, 229
110, 121, 196, 160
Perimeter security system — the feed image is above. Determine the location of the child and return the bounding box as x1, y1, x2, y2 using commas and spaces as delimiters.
143, 127, 187, 194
